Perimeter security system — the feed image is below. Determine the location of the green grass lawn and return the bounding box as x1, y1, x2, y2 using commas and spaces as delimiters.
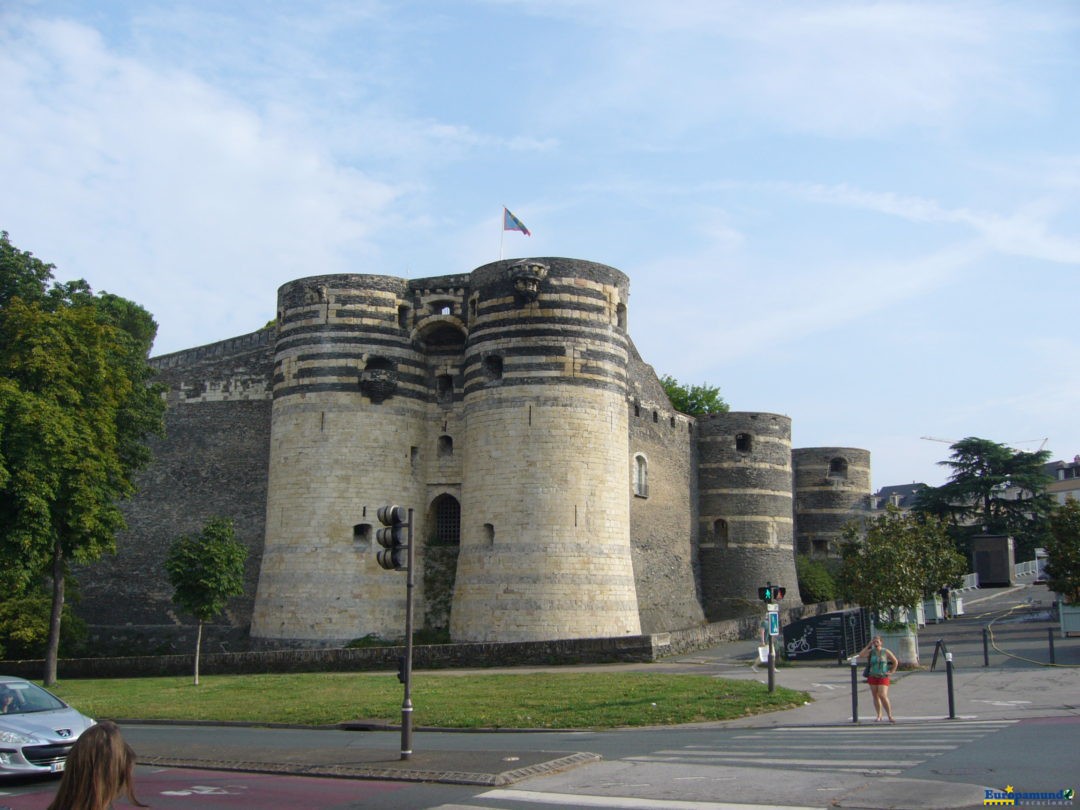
47, 671, 808, 729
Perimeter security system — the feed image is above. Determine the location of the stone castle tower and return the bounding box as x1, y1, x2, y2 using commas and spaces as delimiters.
74, 257, 869, 649
792, 447, 873, 556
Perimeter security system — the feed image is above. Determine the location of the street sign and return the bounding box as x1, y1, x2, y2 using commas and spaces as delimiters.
768, 611, 780, 636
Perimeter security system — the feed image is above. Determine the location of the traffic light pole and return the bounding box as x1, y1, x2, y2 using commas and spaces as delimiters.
400, 508, 414, 761
767, 634, 776, 693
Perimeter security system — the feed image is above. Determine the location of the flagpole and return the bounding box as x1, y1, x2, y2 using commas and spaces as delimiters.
499, 205, 505, 260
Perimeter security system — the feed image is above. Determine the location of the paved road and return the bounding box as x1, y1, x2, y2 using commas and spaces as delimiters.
1, 579, 1076, 810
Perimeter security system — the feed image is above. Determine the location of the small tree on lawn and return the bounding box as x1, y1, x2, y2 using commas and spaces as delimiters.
1044, 499, 1080, 605
839, 507, 965, 628
165, 517, 247, 685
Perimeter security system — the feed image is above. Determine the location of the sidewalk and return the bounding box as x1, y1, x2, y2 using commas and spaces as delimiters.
128, 582, 1080, 787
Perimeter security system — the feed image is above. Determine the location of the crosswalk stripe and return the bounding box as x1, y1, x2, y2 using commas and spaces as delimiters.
474, 789, 822, 810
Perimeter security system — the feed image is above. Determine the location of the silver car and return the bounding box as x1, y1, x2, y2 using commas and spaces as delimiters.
0, 677, 95, 776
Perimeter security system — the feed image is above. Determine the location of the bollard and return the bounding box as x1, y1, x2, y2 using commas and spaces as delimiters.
1048, 627, 1056, 665
850, 657, 859, 724
945, 652, 956, 719
982, 627, 990, 667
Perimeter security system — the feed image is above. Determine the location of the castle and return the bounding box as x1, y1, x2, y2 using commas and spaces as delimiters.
78, 258, 871, 649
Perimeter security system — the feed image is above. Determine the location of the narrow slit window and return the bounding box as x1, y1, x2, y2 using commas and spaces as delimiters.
634, 454, 648, 498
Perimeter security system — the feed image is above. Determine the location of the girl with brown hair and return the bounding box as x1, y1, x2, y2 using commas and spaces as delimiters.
46, 720, 146, 810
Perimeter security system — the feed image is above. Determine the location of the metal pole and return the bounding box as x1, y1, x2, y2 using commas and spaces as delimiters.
982, 627, 990, 667
850, 657, 859, 724
400, 509, 415, 761
945, 652, 956, 719
1048, 627, 1056, 665
767, 634, 775, 693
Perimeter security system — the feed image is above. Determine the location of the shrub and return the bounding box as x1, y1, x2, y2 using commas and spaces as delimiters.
795, 555, 837, 604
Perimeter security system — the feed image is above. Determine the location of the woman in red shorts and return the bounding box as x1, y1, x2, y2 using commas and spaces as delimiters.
857, 635, 898, 722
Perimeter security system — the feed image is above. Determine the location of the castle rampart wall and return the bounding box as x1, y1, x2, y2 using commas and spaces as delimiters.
625, 352, 704, 633
79, 329, 276, 650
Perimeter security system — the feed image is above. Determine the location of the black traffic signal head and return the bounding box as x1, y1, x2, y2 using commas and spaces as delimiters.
758, 585, 786, 601
376, 504, 408, 570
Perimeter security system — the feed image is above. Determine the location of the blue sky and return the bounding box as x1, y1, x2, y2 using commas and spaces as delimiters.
2, 1, 1078, 489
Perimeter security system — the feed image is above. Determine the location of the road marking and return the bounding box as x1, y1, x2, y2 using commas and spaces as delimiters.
476, 789, 822, 809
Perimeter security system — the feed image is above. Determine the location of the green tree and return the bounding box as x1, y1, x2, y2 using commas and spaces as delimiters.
659, 375, 729, 416
913, 437, 1053, 560
165, 517, 248, 685
795, 554, 838, 604
1044, 500, 1080, 605
839, 507, 966, 626
0, 232, 165, 684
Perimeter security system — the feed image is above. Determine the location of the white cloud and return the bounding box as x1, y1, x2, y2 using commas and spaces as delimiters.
785, 183, 1080, 265
508, 0, 1061, 139
0, 15, 402, 352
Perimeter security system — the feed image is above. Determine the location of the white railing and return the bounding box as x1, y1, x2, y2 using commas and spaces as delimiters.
1014, 557, 1047, 580
957, 572, 979, 591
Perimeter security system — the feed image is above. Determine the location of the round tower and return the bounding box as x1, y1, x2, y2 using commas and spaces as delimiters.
792, 447, 872, 557
450, 258, 641, 642
697, 412, 801, 620
250, 274, 429, 643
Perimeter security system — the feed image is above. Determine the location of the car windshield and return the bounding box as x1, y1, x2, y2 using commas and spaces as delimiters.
0, 682, 67, 715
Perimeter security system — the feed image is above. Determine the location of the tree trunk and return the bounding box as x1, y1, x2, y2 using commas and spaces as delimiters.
194, 620, 203, 686
44, 541, 65, 687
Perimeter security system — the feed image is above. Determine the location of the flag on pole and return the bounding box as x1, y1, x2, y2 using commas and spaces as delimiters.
503, 207, 531, 236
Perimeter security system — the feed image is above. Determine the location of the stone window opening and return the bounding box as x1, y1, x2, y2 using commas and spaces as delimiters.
483, 355, 503, 379
735, 433, 753, 453
438, 435, 453, 458
353, 523, 372, 550
436, 373, 454, 403
633, 454, 649, 498
829, 457, 848, 479
397, 305, 410, 330
652, 410, 659, 423
483, 523, 495, 545
713, 519, 729, 549
616, 302, 627, 330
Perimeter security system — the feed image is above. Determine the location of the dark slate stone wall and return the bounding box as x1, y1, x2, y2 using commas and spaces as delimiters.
625, 345, 704, 634
73, 330, 275, 654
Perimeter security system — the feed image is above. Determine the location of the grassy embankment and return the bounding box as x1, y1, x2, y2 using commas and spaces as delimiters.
49, 672, 808, 729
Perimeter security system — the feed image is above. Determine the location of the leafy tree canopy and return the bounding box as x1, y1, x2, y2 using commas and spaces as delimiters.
165, 517, 247, 685
1045, 500, 1080, 605
912, 437, 1053, 560
659, 375, 729, 416
839, 507, 966, 627
0, 231, 165, 683
166, 517, 248, 624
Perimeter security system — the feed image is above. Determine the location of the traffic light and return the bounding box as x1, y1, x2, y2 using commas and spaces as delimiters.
758, 585, 786, 602
376, 504, 409, 570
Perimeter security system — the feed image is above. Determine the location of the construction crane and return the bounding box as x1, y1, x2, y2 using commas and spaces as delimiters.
920, 436, 1048, 452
